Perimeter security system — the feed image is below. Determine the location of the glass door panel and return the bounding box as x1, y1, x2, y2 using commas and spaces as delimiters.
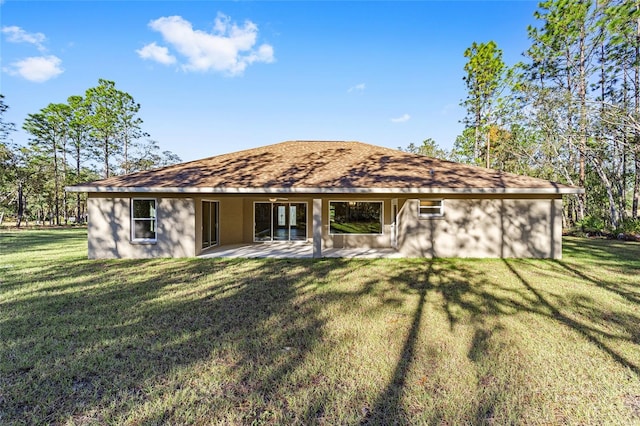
210, 202, 218, 245
202, 201, 211, 248
273, 203, 289, 241
202, 201, 219, 249
254, 203, 272, 241
290, 203, 307, 241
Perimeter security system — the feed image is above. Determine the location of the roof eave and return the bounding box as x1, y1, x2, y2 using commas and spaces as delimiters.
65, 186, 585, 195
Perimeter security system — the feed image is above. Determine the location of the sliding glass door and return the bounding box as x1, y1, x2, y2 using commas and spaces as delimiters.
202, 201, 219, 249
254, 202, 307, 242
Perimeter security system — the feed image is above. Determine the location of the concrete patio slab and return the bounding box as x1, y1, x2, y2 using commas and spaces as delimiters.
198, 243, 405, 259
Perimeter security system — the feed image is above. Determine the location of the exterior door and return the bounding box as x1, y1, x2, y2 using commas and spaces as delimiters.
391, 199, 398, 249
273, 203, 290, 241
289, 203, 307, 241
254, 202, 307, 242
202, 201, 219, 249
254, 203, 272, 241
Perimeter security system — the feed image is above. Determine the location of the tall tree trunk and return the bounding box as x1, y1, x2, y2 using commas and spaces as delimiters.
124, 136, 128, 175
633, 17, 640, 218
485, 128, 491, 168
123, 124, 129, 175
53, 141, 60, 226
104, 136, 110, 179
634, 153, 640, 218
76, 146, 82, 224
578, 19, 588, 221
565, 46, 585, 221
621, 68, 629, 220
591, 156, 619, 228
16, 181, 24, 228
61, 135, 68, 225
474, 110, 481, 164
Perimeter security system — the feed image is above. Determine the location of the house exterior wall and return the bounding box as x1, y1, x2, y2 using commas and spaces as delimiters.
397, 196, 562, 259
86, 193, 562, 259
87, 194, 196, 259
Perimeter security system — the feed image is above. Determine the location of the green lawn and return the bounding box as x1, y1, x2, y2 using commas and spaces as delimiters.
1, 229, 640, 425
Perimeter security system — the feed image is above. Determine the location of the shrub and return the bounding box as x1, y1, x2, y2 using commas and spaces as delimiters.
614, 218, 640, 239
577, 215, 606, 234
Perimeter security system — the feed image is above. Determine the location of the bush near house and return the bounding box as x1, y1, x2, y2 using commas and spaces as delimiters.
616, 219, 640, 242
566, 216, 640, 242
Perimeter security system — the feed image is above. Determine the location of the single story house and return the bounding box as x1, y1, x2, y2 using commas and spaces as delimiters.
66, 140, 583, 259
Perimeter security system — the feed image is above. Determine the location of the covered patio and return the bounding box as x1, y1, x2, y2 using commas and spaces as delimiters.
198, 243, 405, 259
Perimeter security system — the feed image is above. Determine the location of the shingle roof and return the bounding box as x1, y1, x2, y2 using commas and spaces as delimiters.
67, 141, 582, 194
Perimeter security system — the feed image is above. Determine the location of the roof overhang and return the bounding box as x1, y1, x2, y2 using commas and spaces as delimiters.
65, 186, 585, 195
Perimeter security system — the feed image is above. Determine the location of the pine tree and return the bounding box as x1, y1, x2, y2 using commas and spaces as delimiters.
462, 41, 506, 168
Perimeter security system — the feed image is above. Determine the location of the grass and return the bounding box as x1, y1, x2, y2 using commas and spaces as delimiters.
330, 221, 382, 234
1, 229, 640, 425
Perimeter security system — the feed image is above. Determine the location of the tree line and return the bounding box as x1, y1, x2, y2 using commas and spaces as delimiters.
405, 0, 639, 235
0, 79, 181, 227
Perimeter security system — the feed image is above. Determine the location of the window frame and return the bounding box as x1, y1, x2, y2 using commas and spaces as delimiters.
131, 198, 158, 243
418, 199, 444, 219
328, 200, 384, 235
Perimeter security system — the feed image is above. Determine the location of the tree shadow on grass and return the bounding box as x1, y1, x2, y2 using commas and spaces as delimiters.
553, 258, 640, 305
550, 238, 640, 306
361, 260, 434, 424
360, 259, 527, 425
2, 234, 640, 424
0, 228, 87, 253
0, 254, 348, 424
502, 259, 640, 377
563, 237, 640, 266
359, 255, 640, 425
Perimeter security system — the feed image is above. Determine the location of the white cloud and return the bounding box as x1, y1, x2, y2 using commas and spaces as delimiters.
348, 83, 366, 93
5, 55, 63, 82
440, 103, 455, 115
145, 13, 275, 75
2, 25, 47, 51
136, 42, 176, 65
391, 114, 411, 123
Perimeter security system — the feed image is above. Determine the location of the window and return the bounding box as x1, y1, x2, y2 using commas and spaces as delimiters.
131, 199, 157, 242
329, 201, 383, 234
419, 199, 444, 218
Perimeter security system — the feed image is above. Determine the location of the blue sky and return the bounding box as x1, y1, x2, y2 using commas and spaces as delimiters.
1, 1, 538, 162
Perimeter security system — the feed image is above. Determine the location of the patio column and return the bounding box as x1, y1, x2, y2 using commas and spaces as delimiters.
312, 198, 322, 258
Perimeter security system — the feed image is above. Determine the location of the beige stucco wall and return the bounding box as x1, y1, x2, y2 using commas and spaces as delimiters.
86, 193, 562, 259
87, 194, 196, 259
397, 197, 562, 258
